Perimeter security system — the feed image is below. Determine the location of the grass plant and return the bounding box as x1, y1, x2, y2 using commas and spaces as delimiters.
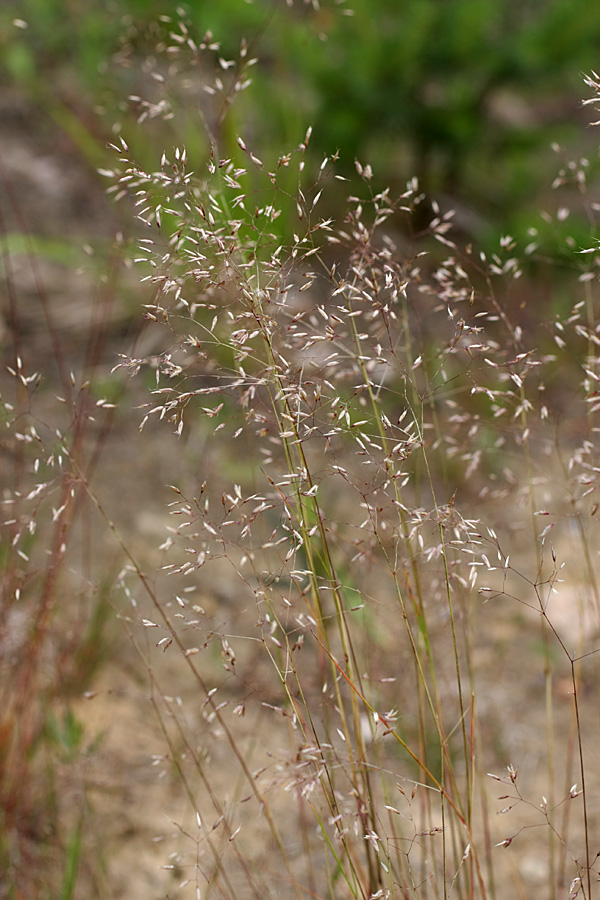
0, 127, 130, 896
5, 8, 600, 900
87, 16, 600, 899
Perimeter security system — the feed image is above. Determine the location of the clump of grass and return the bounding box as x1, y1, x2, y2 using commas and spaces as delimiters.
6, 6, 600, 897
92, 13, 600, 900
0, 165, 126, 896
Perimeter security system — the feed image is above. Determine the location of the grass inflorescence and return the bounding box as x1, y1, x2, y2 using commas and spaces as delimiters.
5, 8, 600, 900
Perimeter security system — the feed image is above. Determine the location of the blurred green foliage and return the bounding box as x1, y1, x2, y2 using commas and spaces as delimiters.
2, 0, 600, 240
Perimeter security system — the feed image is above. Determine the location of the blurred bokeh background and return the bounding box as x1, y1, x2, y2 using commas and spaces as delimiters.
3, 0, 600, 246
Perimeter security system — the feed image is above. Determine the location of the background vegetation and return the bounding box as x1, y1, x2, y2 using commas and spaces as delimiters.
4, 0, 600, 239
